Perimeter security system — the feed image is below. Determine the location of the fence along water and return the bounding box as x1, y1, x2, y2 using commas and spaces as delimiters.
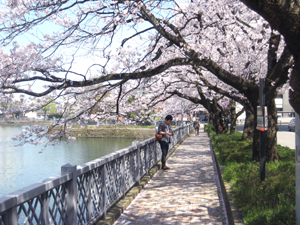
0, 124, 193, 225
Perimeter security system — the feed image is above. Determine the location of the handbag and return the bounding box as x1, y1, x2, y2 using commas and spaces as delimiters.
155, 133, 163, 141
154, 124, 164, 141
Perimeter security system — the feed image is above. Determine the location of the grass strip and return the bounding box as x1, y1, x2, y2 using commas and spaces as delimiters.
206, 124, 295, 225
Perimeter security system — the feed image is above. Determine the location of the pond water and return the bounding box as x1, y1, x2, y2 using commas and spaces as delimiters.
0, 125, 136, 196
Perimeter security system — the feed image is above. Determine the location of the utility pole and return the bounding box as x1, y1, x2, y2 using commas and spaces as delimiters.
257, 78, 267, 181
296, 113, 300, 224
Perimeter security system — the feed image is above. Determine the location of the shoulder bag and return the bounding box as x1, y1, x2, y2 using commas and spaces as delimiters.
155, 124, 164, 141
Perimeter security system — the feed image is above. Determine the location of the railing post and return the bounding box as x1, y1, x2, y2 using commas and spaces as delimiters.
61, 163, 78, 225
174, 130, 176, 145
86, 171, 92, 222
132, 141, 140, 185
145, 144, 148, 175
154, 140, 157, 164
111, 160, 117, 199
101, 165, 107, 220
181, 126, 183, 138
2, 206, 17, 225
122, 155, 126, 198
41, 192, 50, 225
170, 135, 173, 149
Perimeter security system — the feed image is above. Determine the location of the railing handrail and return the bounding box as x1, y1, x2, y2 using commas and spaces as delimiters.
0, 172, 72, 212
0, 124, 194, 225
76, 145, 136, 176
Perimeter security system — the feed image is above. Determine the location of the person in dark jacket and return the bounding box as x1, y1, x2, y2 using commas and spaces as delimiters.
157, 115, 174, 170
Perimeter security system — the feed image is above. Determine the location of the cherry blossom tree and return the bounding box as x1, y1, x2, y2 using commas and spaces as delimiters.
116, 0, 293, 160
0, 0, 295, 161
119, 3, 292, 160
0, 94, 28, 119
239, 0, 300, 116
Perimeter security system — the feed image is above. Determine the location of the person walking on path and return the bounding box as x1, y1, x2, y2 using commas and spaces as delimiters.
193, 118, 200, 136
157, 115, 174, 170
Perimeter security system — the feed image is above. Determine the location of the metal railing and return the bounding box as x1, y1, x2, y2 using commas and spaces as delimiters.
0, 124, 193, 225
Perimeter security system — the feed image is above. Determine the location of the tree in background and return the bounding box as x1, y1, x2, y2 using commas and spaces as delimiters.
42, 101, 56, 120
0, 0, 295, 160
239, 0, 300, 116
0, 94, 32, 119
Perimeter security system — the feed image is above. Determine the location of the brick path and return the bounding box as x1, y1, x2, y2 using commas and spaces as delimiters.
113, 130, 227, 225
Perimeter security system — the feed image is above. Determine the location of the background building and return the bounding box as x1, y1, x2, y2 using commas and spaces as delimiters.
237, 89, 294, 124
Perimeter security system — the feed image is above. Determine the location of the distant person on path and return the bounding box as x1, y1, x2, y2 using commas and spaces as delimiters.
193, 119, 200, 136
157, 115, 174, 170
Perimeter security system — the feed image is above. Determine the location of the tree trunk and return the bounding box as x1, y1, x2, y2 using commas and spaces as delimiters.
209, 99, 219, 133
222, 118, 229, 134
242, 106, 260, 160
214, 111, 223, 134
229, 100, 237, 134
252, 128, 260, 161
242, 107, 254, 141
266, 98, 280, 161
209, 114, 214, 127
263, 32, 282, 162
212, 99, 228, 134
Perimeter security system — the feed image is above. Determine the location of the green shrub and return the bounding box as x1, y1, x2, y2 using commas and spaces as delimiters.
48, 113, 63, 119
206, 128, 295, 224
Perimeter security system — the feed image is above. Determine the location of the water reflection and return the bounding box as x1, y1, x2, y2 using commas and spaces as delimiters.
0, 125, 136, 196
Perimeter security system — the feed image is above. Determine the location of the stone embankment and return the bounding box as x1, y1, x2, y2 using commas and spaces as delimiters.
0, 121, 52, 126
61, 127, 155, 140
0, 121, 156, 139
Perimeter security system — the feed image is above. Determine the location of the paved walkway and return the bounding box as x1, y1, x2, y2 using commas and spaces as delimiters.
113, 130, 227, 225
